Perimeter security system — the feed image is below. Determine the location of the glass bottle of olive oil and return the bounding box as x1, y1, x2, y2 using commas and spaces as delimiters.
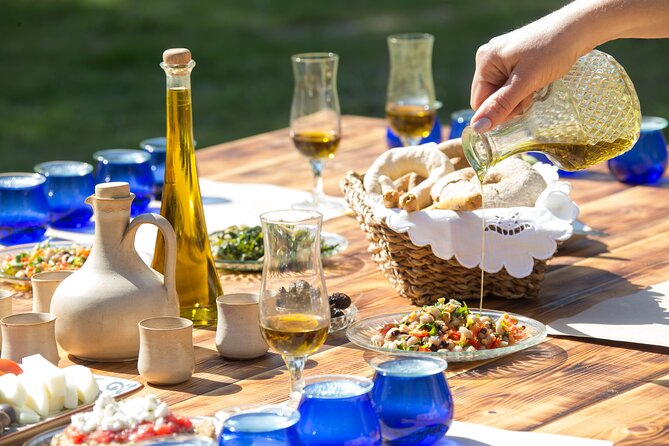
152, 48, 222, 326
462, 50, 641, 180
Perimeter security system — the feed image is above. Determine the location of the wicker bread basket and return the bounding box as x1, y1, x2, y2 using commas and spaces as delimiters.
341, 171, 547, 306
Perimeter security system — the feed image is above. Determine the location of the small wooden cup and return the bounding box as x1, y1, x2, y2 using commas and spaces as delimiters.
1, 312, 59, 365
31, 271, 73, 313
216, 293, 268, 360
138, 316, 194, 385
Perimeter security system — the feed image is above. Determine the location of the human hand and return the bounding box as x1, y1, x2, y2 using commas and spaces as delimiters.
469, 20, 586, 133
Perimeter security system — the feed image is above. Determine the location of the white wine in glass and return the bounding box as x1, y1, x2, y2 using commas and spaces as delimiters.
386, 33, 437, 147
259, 210, 330, 396
290, 52, 345, 213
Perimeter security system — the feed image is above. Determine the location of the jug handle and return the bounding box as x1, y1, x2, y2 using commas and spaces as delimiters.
122, 214, 177, 305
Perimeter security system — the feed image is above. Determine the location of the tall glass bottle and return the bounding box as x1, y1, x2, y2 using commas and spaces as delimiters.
152, 48, 222, 326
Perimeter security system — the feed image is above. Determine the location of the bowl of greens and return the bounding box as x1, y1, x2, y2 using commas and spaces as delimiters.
209, 225, 347, 272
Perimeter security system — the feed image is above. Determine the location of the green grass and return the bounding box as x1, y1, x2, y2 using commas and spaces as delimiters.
2, 0, 668, 171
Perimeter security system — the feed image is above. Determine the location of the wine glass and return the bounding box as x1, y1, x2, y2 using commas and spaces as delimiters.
386, 33, 437, 147
290, 52, 345, 213
259, 210, 330, 397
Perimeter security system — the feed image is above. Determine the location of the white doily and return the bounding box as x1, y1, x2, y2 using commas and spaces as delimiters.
370, 162, 579, 279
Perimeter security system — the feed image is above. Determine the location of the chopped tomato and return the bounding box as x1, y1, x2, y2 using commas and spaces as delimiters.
418, 346, 432, 352
489, 337, 501, 349
63, 426, 85, 444
409, 329, 429, 338
470, 338, 481, 350
448, 330, 461, 341
88, 430, 114, 444
0, 359, 23, 375
379, 323, 395, 337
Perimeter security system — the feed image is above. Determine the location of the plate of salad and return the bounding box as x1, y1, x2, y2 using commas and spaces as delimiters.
209, 225, 347, 272
346, 298, 546, 363
0, 241, 91, 286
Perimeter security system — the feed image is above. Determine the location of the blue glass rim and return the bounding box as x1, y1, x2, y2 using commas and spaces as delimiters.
221, 407, 300, 433
34, 160, 94, 177
139, 137, 197, 153
641, 116, 668, 132
301, 374, 374, 399
368, 355, 448, 377
0, 172, 46, 189
139, 137, 167, 153
450, 108, 475, 123
93, 149, 151, 164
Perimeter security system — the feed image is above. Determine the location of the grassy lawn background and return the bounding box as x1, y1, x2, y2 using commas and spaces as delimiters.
2, 0, 668, 172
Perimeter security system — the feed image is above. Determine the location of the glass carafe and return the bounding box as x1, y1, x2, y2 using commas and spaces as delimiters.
152, 48, 222, 326
258, 210, 330, 396
462, 50, 642, 178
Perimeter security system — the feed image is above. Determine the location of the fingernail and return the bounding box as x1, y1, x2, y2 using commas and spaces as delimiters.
471, 117, 492, 134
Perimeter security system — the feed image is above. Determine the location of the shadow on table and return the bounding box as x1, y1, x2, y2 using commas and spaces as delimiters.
449, 342, 568, 381
436, 437, 491, 446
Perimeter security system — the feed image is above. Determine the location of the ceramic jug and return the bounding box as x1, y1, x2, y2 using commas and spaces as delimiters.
51, 182, 179, 361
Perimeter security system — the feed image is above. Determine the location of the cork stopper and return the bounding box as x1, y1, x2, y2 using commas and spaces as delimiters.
163, 48, 192, 65
95, 182, 131, 199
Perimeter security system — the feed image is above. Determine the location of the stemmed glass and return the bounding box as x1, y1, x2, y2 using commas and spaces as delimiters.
258, 210, 330, 397
290, 52, 345, 213
386, 33, 437, 147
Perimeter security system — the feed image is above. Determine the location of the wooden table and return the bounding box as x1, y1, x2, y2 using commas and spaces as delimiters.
5, 116, 669, 445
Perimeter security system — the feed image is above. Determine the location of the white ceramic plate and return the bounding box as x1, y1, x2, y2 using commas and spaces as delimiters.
346, 310, 547, 363
211, 232, 348, 272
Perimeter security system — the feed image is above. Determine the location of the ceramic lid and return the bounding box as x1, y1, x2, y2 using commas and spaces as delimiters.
95, 182, 131, 199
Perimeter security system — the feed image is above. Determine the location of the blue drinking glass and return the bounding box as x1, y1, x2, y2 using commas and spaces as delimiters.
140, 137, 167, 200
0, 173, 49, 245
387, 101, 443, 149
370, 356, 453, 446
608, 116, 668, 185
34, 161, 95, 228
218, 407, 300, 446
93, 149, 153, 216
448, 109, 474, 140
297, 374, 382, 446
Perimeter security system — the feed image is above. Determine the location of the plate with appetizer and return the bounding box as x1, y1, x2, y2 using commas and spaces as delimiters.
0, 241, 91, 287
0, 354, 141, 445
21, 394, 216, 446
346, 298, 547, 362
209, 225, 347, 272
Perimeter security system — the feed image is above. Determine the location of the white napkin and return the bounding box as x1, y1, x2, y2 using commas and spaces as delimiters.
45, 180, 348, 260
437, 421, 612, 446
372, 162, 578, 278
547, 280, 669, 347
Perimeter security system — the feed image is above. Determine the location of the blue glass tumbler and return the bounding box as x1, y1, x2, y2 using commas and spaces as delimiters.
218, 407, 300, 446
387, 101, 443, 149
370, 356, 453, 446
34, 161, 95, 228
297, 375, 382, 446
93, 149, 153, 216
608, 116, 668, 185
0, 173, 49, 245
448, 109, 474, 140
140, 137, 167, 200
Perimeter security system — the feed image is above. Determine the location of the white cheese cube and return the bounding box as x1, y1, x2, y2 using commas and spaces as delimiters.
21, 354, 66, 400
18, 374, 49, 418
64, 379, 78, 410
0, 373, 26, 407
63, 365, 99, 405
17, 407, 40, 425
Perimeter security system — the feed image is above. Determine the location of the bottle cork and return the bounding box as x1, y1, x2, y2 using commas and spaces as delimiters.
163, 48, 192, 65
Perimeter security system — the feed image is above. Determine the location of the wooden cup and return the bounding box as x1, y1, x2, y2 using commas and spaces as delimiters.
1, 312, 59, 365
31, 271, 73, 313
138, 316, 194, 385
0, 290, 13, 350
216, 293, 268, 360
